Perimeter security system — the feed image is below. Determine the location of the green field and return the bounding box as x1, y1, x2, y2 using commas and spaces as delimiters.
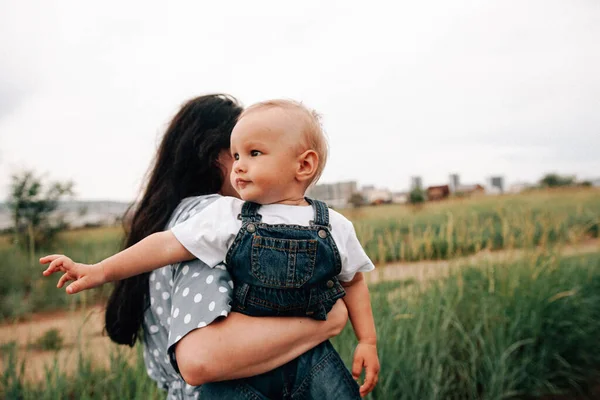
2, 251, 599, 399
1, 188, 599, 399
345, 188, 599, 264
3, 188, 598, 321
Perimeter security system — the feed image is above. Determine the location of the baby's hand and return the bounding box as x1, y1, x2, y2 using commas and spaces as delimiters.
40, 255, 106, 294
352, 341, 380, 397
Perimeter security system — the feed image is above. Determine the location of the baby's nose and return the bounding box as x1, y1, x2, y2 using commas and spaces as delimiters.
234, 159, 245, 172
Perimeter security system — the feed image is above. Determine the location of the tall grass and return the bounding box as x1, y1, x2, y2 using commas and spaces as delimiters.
1, 343, 162, 400
346, 189, 600, 264
2, 251, 600, 399
0, 227, 122, 321
333, 251, 600, 399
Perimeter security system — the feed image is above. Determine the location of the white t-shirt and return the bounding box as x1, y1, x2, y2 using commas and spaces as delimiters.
171, 196, 374, 282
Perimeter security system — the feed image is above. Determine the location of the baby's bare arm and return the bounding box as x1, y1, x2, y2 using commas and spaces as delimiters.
341, 272, 377, 344
341, 272, 380, 396
99, 231, 194, 281
41, 231, 195, 294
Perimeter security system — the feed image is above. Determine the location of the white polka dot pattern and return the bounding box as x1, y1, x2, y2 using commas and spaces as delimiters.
142, 195, 231, 396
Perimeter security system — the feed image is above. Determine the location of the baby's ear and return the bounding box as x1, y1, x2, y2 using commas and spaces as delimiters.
296, 150, 318, 183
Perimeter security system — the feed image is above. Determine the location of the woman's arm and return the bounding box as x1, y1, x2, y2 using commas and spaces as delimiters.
175, 300, 348, 386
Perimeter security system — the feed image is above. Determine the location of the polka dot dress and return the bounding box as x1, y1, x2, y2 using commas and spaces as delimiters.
142, 195, 233, 399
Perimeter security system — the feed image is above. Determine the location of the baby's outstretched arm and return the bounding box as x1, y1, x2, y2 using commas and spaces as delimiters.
341, 272, 380, 397
41, 231, 194, 294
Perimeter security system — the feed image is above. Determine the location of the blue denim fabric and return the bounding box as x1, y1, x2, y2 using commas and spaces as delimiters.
199, 341, 361, 400
225, 198, 346, 321
198, 199, 360, 399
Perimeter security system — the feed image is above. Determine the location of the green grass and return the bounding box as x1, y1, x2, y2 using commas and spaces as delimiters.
2, 188, 599, 321
1, 344, 162, 400
2, 251, 600, 399
352, 189, 600, 264
0, 227, 122, 321
332, 251, 600, 399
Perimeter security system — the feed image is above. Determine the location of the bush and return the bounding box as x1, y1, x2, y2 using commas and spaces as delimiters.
32, 329, 64, 351
409, 188, 425, 204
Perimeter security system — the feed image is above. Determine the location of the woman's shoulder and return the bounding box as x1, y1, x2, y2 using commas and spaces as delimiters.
196, 196, 244, 217
179, 194, 222, 210
168, 195, 244, 228
167, 194, 222, 227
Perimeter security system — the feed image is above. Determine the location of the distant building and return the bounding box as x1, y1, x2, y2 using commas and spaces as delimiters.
488, 176, 504, 194
508, 182, 533, 193
411, 176, 423, 191
427, 185, 450, 201
307, 181, 358, 208
591, 178, 600, 188
391, 192, 409, 204
0, 200, 130, 231
362, 186, 392, 205
449, 174, 460, 194
455, 184, 485, 196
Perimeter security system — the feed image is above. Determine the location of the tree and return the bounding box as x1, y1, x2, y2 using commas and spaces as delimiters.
409, 188, 425, 205
8, 171, 74, 250
539, 173, 575, 188
348, 192, 366, 208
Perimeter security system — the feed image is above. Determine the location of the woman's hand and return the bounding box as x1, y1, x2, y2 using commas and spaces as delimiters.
40, 254, 106, 294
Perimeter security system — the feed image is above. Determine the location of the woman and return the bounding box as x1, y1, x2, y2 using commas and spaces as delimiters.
104, 94, 348, 399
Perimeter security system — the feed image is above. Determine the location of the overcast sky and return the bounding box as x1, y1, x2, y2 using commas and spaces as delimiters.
1, 0, 599, 202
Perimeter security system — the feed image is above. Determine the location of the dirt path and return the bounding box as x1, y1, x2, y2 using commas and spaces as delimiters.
2, 239, 598, 382
0, 305, 135, 382
365, 239, 600, 285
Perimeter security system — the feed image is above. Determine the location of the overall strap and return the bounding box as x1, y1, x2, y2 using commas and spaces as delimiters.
239, 201, 262, 223
306, 197, 330, 228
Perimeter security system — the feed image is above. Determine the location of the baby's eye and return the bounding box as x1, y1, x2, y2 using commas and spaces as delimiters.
250, 150, 262, 157
233, 153, 239, 160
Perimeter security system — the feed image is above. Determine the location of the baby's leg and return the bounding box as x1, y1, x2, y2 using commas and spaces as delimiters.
290, 340, 361, 400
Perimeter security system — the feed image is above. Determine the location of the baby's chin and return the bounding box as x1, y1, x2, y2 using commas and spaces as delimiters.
237, 191, 265, 204
239, 193, 278, 205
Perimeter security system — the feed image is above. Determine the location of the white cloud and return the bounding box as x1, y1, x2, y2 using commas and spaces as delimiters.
0, 0, 598, 200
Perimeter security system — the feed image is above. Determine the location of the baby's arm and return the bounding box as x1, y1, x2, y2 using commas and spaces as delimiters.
341, 272, 380, 397
41, 231, 194, 294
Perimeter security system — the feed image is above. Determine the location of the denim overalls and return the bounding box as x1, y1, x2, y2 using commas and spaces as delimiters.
226, 198, 346, 321
199, 198, 361, 399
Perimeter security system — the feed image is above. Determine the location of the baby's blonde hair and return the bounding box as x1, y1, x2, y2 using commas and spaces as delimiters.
240, 99, 328, 186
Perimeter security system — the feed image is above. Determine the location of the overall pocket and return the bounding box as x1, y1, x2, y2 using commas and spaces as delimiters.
251, 235, 317, 288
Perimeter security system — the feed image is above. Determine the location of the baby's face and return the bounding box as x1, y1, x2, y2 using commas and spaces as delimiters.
230, 107, 305, 204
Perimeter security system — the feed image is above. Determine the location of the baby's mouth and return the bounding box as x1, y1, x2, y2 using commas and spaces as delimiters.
236, 178, 251, 188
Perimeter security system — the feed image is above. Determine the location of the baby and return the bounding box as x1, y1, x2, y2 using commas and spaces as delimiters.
42, 99, 380, 397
